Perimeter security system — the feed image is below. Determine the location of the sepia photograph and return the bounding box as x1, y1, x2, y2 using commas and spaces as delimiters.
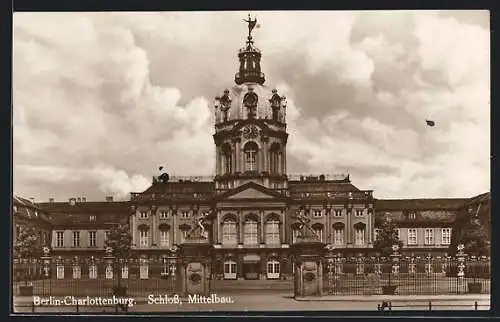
12, 10, 491, 314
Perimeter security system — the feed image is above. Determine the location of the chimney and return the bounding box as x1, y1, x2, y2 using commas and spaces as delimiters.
106, 196, 114, 202
82, 197, 87, 203
49, 198, 55, 203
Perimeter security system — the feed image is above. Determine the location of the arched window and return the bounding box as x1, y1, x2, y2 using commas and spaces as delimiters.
222, 216, 237, 245
291, 222, 302, 244
265, 214, 280, 245
138, 225, 149, 248
222, 144, 232, 174
269, 143, 281, 174
332, 223, 345, 245
158, 224, 170, 247
353, 222, 366, 246
243, 216, 258, 245
244, 142, 258, 172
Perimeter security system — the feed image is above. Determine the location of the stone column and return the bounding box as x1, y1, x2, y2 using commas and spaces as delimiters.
151, 206, 157, 246
231, 141, 237, 174
326, 205, 331, 244
215, 146, 220, 176
235, 140, 241, 173
172, 207, 177, 245
281, 208, 286, 244
367, 208, 372, 246
262, 137, 269, 173
238, 209, 243, 244
260, 211, 265, 244
346, 207, 352, 246
217, 210, 222, 244
131, 207, 137, 247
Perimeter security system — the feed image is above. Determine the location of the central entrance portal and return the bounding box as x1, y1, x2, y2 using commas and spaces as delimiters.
243, 254, 261, 280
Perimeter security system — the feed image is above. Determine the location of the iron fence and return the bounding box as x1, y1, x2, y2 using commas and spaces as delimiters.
13, 258, 178, 297
322, 256, 490, 296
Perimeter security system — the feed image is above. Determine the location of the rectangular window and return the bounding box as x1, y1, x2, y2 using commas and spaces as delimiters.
121, 266, 129, 279
333, 228, 344, 245
88, 231, 96, 247
56, 231, 64, 248
356, 263, 364, 275
181, 211, 190, 218
159, 211, 168, 219
159, 230, 169, 247
139, 230, 149, 247
265, 221, 280, 245
56, 265, 64, 279
222, 222, 237, 245
72, 265, 81, 279
312, 210, 322, 218
424, 228, 434, 245
89, 265, 97, 279
409, 263, 416, 274
334, 209, 342, 217
245, 149, 257, 171
408, 212, 416, 220
354, 228, 365, 245
72, 231, 80, 247
244, 221, 258, 245
105, 230, 110, 241
374, 229, 381, 241
407, 228, 417, 245
425, 263, 433, 274
441, 228, 451, 245
139, 211, 148, 219
374, 263, 382, 275
355, 209, 363, 217
89, 215, 96, 222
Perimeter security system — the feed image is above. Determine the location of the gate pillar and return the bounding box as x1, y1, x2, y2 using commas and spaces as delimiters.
178, 212, 213, 297
291, 207, 326, 298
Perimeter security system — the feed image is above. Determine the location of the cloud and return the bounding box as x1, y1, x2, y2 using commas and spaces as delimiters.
13, 11, 489, 201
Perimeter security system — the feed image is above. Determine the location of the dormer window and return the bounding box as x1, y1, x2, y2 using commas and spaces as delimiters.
139, 211, 149, 219
89, 215, 96, 222
408, 212, 416, 220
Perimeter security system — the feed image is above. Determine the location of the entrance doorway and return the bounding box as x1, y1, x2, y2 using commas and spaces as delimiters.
243, 263, 260, 280
267, 259, 280, 279
223, 260, 237, 280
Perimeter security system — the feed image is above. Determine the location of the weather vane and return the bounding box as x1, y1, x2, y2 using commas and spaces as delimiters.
243, 14, 258, 39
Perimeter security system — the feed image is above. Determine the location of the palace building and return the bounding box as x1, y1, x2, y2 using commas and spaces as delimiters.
16, 18, 490, 281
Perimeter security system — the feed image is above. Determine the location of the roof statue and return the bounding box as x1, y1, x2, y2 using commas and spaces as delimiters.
243, 14, 258, 39
186, 210, 211, 241
293, 206, 320, 242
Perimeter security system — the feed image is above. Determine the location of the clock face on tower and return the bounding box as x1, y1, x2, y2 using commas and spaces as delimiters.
243, 124, 259, 139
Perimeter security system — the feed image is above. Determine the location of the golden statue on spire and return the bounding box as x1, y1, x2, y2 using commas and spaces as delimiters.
243, 14, 258, 38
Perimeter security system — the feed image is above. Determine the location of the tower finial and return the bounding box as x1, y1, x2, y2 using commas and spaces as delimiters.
243, 14, 258, 43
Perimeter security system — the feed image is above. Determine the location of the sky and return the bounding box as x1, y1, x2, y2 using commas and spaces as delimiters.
13, 10, 490, 202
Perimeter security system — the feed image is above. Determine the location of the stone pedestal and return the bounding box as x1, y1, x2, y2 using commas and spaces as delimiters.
179, 240, 213, 297
292, 241, 326, 298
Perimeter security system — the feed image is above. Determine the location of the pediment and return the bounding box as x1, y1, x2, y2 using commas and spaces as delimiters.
220, 182, 281, 200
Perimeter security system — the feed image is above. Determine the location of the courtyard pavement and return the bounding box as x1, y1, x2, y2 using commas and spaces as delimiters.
13, 293, 490, 313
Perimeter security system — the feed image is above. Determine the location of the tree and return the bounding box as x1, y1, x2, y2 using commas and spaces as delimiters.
104, 224, 132, 296
104, 224, 132, 259
14, 226, 41, 285
461, 217, 490, 257
373, 218, 403, 257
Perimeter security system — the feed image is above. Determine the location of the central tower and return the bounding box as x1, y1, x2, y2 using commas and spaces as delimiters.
213, 15, 289, 192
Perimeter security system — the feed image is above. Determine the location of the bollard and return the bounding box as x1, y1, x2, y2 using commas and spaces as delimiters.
428, 301, 432, 311
388, 301, 392, 311
31, 301, 35, 313
377, 304, 381, 311
475, 301, 478, 310
76, 302, 79, 313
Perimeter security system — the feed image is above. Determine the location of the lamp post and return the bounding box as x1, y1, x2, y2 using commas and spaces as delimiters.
457, 243, 466, 278
387, 244, 400, 294
41, 246, 51, 278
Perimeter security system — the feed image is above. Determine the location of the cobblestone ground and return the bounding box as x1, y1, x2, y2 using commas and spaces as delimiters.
13, 293, 490, 313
